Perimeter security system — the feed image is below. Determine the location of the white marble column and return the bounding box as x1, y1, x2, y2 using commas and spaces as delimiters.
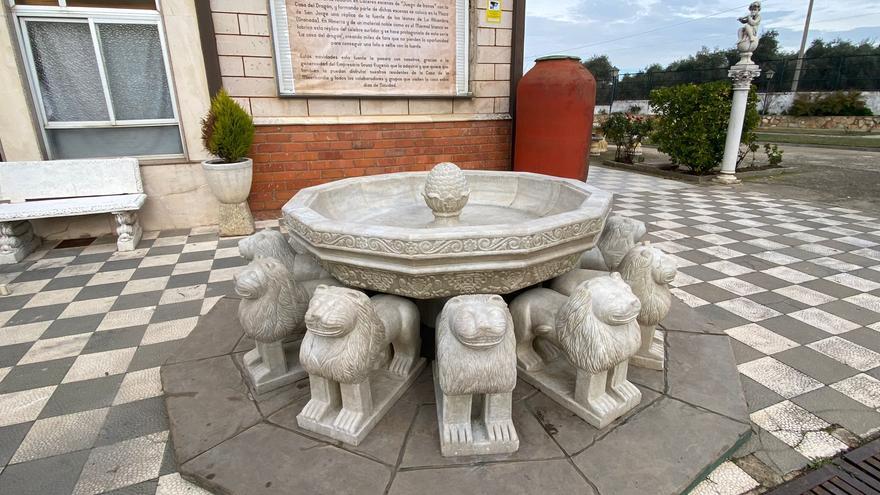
716, 65, 761, 185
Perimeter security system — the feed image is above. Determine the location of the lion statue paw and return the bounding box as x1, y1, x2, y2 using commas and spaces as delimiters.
443, 422, 473, 446
487, 419, 518, 443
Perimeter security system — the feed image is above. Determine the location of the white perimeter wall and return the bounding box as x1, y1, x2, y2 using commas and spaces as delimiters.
596, 91, 880, 116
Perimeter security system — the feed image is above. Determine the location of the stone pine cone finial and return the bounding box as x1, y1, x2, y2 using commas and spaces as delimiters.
423, 162, 470, 220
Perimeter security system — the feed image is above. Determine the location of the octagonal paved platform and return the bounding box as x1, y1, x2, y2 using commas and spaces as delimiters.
161, 296, 751, 495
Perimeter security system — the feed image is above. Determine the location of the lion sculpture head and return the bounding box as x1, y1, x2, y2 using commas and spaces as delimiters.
300, 285, 386, 384
235, 257, 308, 343
436, 295, 517, 396
618, 242, 677, 327
599, 216, 647, 271
239, 229, 297, 276
581, 215, 647, 271
555, 274, 642, 374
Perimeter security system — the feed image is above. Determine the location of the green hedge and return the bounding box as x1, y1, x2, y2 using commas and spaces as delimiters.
788, 91, 873, 117
602, 113, 652, 163
649, 81, 760, 174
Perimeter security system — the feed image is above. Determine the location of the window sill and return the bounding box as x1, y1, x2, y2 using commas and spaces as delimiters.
135, 155, 188, 166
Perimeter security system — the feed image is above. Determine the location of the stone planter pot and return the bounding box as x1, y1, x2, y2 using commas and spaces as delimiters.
202, 158, 255, 236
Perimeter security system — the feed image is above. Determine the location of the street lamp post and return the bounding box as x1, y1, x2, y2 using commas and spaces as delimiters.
762, 68, 776, 115
609, 68, 620, 113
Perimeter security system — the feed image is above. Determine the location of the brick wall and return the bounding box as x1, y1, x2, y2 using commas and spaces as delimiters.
209, 0, 516, 118
248, 119, 512, 216
209, 0, 518, 217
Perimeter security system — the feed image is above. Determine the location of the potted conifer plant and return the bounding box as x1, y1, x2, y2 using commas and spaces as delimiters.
201, 89, 256, 236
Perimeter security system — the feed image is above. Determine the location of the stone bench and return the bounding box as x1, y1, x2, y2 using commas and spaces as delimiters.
0, 158, 146, 264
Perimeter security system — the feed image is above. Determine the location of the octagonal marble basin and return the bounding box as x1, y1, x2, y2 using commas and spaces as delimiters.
282, 170, 612, 299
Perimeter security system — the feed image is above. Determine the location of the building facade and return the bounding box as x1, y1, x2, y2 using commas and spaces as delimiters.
0, 0, 524, 237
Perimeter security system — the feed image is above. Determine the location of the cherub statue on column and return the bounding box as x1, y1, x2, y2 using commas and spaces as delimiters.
736, 1, 761, 65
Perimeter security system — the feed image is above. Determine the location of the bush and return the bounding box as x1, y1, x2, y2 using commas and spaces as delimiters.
201, 89, 255, 163
764, 143, 784, 166
649, 81, 759, 175
788, 91, 873, 117
602, 113, 653, 164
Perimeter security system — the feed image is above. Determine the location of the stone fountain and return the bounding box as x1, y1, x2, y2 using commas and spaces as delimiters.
162, 163, 751, 494
282, 163, 612, 299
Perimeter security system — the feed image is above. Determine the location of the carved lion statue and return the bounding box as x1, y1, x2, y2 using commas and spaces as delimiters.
235, 256, 309, 343
239, 228, 330, 283
300, 285, 421, 384
437, 294, 516, 396
436, 295, 517, 446
511, 274, 642, 374
555, 275, 642, 374
239, 229, 297, 275
512, 274, 643, 427
618, 242, 676, 328
299, 285, 422, 435
580, 215, 647, 271
618, 242, 677, 369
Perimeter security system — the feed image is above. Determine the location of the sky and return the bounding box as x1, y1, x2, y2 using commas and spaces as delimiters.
523, 0, 880, 74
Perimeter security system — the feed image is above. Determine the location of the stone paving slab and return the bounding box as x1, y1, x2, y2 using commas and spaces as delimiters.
164, 298, 243, 366
388, 459, 595, 495
161, 356, 261, 464
182, 423, 392, 495
162, 294, 749, 494
574, 397, 751, 495
666, 331, 750, 422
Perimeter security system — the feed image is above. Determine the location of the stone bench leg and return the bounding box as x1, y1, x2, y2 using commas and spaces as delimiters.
112, 212, 142, 252
0, 221, 41, 264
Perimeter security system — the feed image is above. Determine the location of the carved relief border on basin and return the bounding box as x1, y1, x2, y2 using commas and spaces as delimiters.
284, 217, 605, 258
325, 253, 582, 298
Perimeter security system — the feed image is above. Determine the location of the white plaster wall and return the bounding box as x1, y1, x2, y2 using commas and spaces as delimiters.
32, 215, 116, 241
139, 163, 219, 231
598, 92, 880, 116
595, 100, 652, 115
758, 92, 880, 115
0, 5, 43, 160
161, 0, 212, 162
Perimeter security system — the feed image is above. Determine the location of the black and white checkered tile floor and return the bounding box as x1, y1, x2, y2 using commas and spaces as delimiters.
0, 227, 239, 494
1, 166, 878, 494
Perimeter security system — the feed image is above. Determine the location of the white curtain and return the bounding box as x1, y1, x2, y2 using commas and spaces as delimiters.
26, 20, 182, 158
27, 21, 109, 122
98, 23, 174, 121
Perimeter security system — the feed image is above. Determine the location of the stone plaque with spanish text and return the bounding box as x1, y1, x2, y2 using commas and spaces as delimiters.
273, 0, 462, 96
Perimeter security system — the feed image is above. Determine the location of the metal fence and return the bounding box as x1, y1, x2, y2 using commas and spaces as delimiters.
594, 54, 880, 104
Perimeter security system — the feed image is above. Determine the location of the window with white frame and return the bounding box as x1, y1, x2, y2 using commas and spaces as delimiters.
13, 2, 184, 160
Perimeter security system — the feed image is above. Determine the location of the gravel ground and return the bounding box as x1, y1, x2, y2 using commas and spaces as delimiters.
630, 145, 880, 214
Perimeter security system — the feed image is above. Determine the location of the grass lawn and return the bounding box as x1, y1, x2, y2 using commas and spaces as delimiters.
756, 128, 880, 148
